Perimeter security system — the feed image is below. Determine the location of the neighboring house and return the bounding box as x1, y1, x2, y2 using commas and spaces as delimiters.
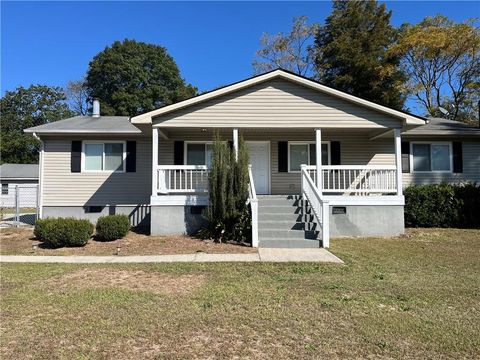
0, 163, 39, 208
24, 70, 480, 248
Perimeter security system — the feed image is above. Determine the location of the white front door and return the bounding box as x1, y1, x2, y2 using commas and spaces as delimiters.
246, 141, 270, 195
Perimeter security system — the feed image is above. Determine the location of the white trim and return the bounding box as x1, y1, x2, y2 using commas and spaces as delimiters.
288, 141, 330, 173
133, 70, 425, 126
322, 195, 405, 206
152, 128, 159, 196
150, 194, 209, 206
233, 128, 239, 160
394, 128, 403, 196
245, 141, 271, 195
81, 140, 126, 173
409, 141, 453, 173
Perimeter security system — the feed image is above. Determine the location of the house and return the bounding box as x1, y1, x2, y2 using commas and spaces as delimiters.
24, 70, 480, 248
0, 163, 39, 208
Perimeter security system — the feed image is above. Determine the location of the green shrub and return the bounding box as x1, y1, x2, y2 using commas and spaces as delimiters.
95, 215, 130, 241
34, 217, 93, 247
405, 183, 480, 228
34, 218, 54, 242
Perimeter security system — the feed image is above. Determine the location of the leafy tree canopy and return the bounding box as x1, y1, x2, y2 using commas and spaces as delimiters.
85, 39, 197, 116
390, 15, 480, 122
314, 0, 406, 109
0, 85, 74, 164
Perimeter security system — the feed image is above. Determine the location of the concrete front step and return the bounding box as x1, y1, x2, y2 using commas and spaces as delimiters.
259, 238, 320, 248
259, 229, 307, 239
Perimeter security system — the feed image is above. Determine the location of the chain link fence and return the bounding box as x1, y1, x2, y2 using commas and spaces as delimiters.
0, 184, 39, 227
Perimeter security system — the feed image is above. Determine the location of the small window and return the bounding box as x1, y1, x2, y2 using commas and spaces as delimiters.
1, 184, 8, 195
288, 143, 329, 172
83, 142, 125, 172
185, 143, 213, 167
85, 206, 103, 213
412, 143, 452, 172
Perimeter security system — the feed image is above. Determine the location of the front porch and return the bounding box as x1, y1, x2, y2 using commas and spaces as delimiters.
149, 127, 405, 248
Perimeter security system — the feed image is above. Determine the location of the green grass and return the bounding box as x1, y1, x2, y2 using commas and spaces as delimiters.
1, 228, 479, 359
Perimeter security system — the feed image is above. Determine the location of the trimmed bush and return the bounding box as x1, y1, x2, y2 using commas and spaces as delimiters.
95, 215, 130, 241
34, 218, 94, 248
405, 183, 480, 228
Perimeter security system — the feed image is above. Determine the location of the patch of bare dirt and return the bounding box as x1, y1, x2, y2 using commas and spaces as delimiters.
43, 268, 205, 295
0, 228, 257, 256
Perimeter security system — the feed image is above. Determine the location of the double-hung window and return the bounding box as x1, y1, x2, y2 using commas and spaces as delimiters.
1, 184, 8, 195
288, 142, 330, 172
185, 142, 213, 167
411, 142, 452, 172
83, 142, 125, 172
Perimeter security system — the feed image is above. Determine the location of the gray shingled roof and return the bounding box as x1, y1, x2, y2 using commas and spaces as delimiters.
0, 164, 39, 179
24, 116, 142, 135
403, 117, 480, 136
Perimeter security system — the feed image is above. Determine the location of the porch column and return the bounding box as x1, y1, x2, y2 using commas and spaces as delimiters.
233, 128, 239, 160
315, 128, 323, 192
152, 127, 158, 196
394, 128, 403, 196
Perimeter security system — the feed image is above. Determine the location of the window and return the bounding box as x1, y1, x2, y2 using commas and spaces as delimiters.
411, 142, 452, 172
83, 142, 125, 172
1, 184, 8, 195
185, 143, 213, 167
288, 142, 329, 172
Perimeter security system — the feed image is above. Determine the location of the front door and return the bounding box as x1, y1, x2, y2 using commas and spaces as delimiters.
246, 142, 270, 195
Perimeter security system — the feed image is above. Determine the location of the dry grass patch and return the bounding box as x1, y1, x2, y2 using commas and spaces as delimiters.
0, 227, 256, 255
42, 268, 205, 295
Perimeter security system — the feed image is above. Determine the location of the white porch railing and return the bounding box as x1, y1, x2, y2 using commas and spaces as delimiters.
301, 165, 329, 247
247, 164, 259, 248
157, 165, 209, 194
305, 165, 398, 195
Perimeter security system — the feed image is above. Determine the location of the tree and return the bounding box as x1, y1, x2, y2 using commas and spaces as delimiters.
314, 0, 406, 109
198, 132, 251, 243
0, 85, 74, 164
253, 16, 319, 77
65, 79, 89, 115
85, 39, 197, 116
390, 15, 480, 122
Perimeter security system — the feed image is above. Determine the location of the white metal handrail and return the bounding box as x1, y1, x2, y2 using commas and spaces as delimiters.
247, 164, 259, 248
301, 165, 329, 248
157, 165, 209, 194
304, 165, 397, 194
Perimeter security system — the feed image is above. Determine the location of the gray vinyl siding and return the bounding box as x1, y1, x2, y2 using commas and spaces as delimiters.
42, 137, 151, 206
159, 130, 396, 195
154, 79, 401, 129
402, 140, 480, 187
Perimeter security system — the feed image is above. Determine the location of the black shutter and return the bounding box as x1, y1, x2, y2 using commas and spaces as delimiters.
452, 142, 463, 173
126, 141, 136, 172
278, 141, 288, 172
71, 141, 82, 173
174, 141, 184, 165
401, 142, 410, 173
331, 141, 341, 165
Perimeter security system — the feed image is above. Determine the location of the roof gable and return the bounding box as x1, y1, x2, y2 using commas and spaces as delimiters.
131, 69, 426, 126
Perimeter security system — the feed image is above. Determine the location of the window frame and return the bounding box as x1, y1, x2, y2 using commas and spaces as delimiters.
184, 141, 219, 167
287, 141, 331, 173
81, 140, 126, 173
409, 141, 453, 173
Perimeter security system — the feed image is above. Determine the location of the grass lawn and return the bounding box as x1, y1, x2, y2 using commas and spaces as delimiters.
1, 228, 479, 359
0, 227, 256, 255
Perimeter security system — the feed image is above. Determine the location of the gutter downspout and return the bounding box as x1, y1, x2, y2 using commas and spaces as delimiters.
33, 132, 44, 219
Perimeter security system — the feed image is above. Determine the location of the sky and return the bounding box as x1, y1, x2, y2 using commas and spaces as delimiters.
2, 1, 479, 115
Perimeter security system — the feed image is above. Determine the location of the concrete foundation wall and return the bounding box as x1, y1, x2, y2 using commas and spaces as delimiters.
329, 205, 404, 237
42, 205, 150, 227
150, 205, 207, 236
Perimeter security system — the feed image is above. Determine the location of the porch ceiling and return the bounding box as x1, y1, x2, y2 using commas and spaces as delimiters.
153, 127, 391, 140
